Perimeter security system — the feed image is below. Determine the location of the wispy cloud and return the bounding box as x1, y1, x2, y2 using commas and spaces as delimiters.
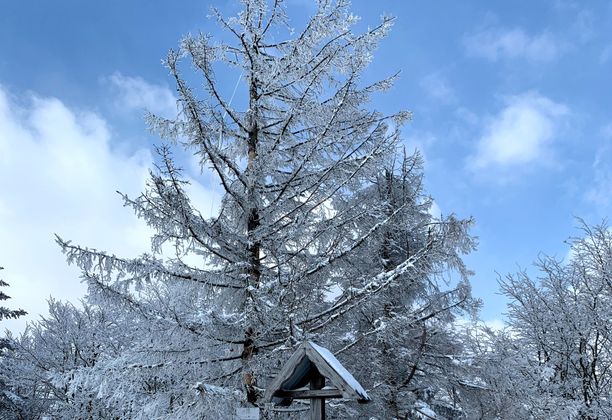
601, 123, 612, 139
585, 126, 612, 208
600, 45, 612, 64
106, 72, 177, 118
468, 92, 568, 171
464, 27, 563, 62
554, 1, 596, 41
420, 72, 455, 103
571, 9, 595, 42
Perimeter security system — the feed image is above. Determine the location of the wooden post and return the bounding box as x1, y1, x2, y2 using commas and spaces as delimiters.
310, 371, 325, 420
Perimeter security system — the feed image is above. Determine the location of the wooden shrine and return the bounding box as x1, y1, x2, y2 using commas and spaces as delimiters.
264, 341, 370, 420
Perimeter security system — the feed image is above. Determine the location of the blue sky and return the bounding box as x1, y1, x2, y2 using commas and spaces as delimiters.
1, 0, 611, 332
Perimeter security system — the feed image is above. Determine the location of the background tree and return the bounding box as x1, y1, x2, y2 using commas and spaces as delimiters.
3, 299, 136, 419
52, 1, 478, 417
0, 267, 27, 332
465, 221, 612, 420
324, 152, 479, 419
0, 267, 27, 419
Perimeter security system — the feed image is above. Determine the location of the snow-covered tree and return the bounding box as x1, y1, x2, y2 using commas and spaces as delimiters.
52, 1, 478, 417
0, 267, 27, 419
323, 152, 479, 418
468, 221, 612, 419
3, 299, 135, 419
455, 323, 534, 419
0, 267, 26, 329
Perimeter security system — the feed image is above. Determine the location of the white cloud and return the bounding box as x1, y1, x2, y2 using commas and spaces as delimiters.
464, 27, 563, 62
420, 72, 454, 103
184, 180, 222, 220
468, 92, 568, 170
585, 139, 612, 208
0, 85, 219, 334
107, 72, 177, 118
600, 45, 612, 63
0, 86, 155, 333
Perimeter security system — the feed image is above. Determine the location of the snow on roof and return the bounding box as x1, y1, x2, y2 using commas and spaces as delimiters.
308, 341, 369, 401
264, 340, 371, 405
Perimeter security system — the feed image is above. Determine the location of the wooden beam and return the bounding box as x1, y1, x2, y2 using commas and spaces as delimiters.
303, 342, 358, 400
263, 346, 306, 402
274, 389, 343, 399
310, 372, 325, 420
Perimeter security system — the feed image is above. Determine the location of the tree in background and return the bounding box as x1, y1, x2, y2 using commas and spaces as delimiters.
0, 267, 27, 418
327, 152, 478, 418
2, 299, 135, 419
465, 221, 612, 419
0, 268, 26, 331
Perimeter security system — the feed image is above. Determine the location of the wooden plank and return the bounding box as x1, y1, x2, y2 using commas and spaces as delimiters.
310, 372, 325, 420
274, 389, 343, 399
310, 397, 325, 420
263, 346, 306, 402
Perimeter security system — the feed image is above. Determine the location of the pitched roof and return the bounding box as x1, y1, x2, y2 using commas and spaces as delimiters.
264, 341, 371, 406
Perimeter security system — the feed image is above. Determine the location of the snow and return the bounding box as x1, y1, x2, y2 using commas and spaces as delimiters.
308, 341, 369, 400
415, 401, 438, 419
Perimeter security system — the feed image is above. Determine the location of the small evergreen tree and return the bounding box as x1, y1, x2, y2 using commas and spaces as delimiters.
0, 268, 26, 326
0, 267, 27, 419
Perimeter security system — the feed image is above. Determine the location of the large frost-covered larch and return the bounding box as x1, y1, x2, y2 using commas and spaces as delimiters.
2, 1, 611, 420
7, 1, 478, 417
